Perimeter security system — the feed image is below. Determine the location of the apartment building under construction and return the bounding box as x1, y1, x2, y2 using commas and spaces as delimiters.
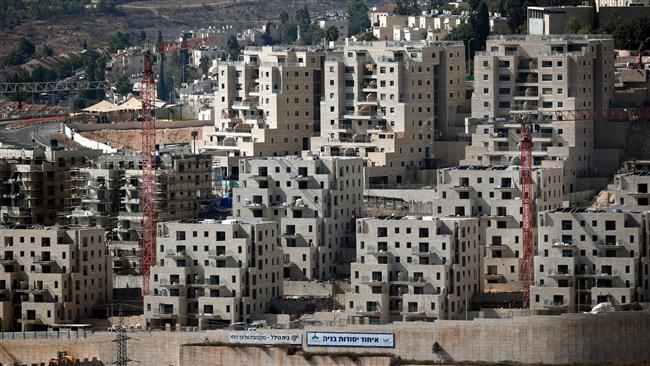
0, 147, 100, 226
68, 147, 213, 291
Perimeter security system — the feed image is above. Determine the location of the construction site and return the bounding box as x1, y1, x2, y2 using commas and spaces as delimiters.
1, 6, 650, 365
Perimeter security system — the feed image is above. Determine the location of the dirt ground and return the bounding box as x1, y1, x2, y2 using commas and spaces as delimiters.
81, 127, 202, 151
0, 0, 348, 55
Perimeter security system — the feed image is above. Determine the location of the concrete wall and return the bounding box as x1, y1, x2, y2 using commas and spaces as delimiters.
71, 120, 211, 132
63, 125, 117, 153
283, 281, 334, 298
1, 312, 649, 365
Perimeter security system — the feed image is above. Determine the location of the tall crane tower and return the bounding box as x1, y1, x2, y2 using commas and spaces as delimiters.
140, 51, 157, 297
517, 114, 534, 308
140, 35, 216, 296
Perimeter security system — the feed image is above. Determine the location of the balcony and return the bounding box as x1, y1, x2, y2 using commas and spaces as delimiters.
19, 314, 43, 324
151, 308, 177, 319
158, 279, 185, 288
552, 241, 577, 249
250, 175, 272, 181
231, 100, 257, 110
366, 245, 391, 256
207, 250, 235, 259
352, 305, 382, 317
361, 275, 385, 285
548, 269, 573, 278
595, 241, 625, 250
411, 247, 438, 257
165, 249, 189, 259
33, 255, 58, 264
543, 299, 568, 309
484, 273, 505, 280
0, 255, 17, 265
485, 243, 508, 250
356, 96, 378, 105
241, 201, 266, 209
361, 82, 377, 91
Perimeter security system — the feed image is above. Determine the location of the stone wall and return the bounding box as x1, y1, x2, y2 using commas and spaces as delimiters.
1, 312, 649, 365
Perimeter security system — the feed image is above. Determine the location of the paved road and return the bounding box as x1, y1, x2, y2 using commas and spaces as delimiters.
0, 122, 61, 148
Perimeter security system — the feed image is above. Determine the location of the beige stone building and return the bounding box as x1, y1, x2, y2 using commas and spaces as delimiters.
201, 46, 325, 178
232, 155, 363, 280
472, 35, 614, 119
531, 208, 649, 312
312, 40, 467, 186
143, 219, 281, 329
467, 34, 615, 195
346, 216, 480, 323
609, 169, 650, 207
434, 165, 564, 291
0, 226, 112, 331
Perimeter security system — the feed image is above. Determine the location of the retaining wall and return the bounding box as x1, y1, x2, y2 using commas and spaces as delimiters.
0, 312, 648, 365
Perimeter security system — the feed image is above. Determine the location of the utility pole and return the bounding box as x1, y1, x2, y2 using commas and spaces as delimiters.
114, 305, 131, 366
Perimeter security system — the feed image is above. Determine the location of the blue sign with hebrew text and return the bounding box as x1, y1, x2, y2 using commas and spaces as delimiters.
306, 331, 395, 348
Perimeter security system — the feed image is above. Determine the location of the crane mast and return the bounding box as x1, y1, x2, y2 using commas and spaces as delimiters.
518, 114, 534, 309
140, 51, 157, 296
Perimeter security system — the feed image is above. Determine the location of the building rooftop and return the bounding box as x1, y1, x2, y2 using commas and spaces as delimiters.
362, 215, 476, 222
546, 207, 643, 214
487, 34, 613, 42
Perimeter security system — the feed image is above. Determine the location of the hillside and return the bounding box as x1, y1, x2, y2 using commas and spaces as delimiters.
0, 0, 348, 56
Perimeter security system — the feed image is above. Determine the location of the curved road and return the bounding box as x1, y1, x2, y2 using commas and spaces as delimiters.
0, 122, 61, 148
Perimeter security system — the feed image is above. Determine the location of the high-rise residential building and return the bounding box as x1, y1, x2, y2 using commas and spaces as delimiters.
201, 46, 325, 179
434, 165, 564, 292
461, 115, 591, 195
467, 34, 615, 195
472, 34, 614, 119
346, 216, 480, 323
143, 219, 282, 329
531, 208, 649, 312
0, 227, 112, 331
232, 155, 364, 281
312, 40, 467, 186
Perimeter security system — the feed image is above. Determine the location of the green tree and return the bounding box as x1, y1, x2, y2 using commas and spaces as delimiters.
394, 0, 420, 15
4, 38, 36, 66
356, 31, 377, 41
347, 0, 371, 36
261, 21, 274, 45
108, 32, 132, 53
279, 11, 290, 24
115, 74, 133, 95
226, 35, 240, 60
139, 30, 147, 43
324, 25, 340, 42
564, 17, 581, 34
445, 23, 479, 58
295, 5, 311, 26
41, 44, 54, 58
472, 1, 490, 51
199, 55, 211, 75
504, 0, 533, 32
156, 30, 169, 102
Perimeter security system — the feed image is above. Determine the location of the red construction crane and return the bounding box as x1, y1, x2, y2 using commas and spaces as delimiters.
515, 107, 650, 307
140, 50, 157, 297
140, 36, 217, 296
517, 114, 534, 309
